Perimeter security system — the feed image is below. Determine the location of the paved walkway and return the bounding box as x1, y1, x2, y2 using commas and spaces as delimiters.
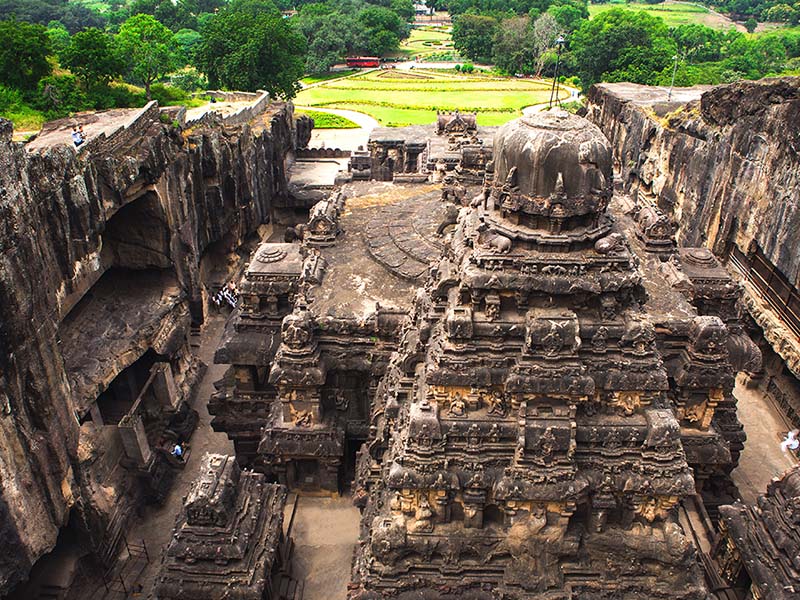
288, 495, 360, 600
299, 106, 379, 151
732, 374, 797, 504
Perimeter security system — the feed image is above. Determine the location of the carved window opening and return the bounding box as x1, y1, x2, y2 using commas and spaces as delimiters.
483, 504, 504, 527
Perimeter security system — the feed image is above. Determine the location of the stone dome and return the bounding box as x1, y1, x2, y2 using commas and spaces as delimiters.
490, 110, 613, 226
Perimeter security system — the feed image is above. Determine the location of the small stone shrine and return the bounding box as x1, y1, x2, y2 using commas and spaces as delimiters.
155, 453, 290, 600
713, 465, 800, 599
348, 110, 755, 599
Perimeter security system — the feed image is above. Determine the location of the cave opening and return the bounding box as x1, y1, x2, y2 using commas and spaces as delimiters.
91, 349, 164, 426
101, 191, 172, 271
5, 509, 87, 600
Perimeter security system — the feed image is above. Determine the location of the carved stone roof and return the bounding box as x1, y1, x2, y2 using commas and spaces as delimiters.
719, 466, 800, 599
245, 242, 304, 279
491, 110, 613, 222
156, 453, 288, 600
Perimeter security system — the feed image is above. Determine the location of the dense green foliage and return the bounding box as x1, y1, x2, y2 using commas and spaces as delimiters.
195, 0, 306, 97
61, 27, 124, 91
293, 0, 413, 73
0, 0, 105, 33
1, 0, 799, 132
117, 13, 179, 99
572, 8, 676, 86
452, 14, 498, 62
448, 0, 800, 89
0, 19, 51, 91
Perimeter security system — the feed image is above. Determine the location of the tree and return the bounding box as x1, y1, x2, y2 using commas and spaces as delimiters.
548, 4, 582, 32
492, 16, 535, 74
0, 19, 51, 91
391, 0, 415, 21
117, 14, 178, 100
35, 73, 88, 117
47, 21, 70, 56
61, 28, 124, 92
174, 28, 202, 64
531, 12, 560, 75
765, 3, 797, 21
570, 8, 676, 89
745, 17, 757, 33
452, 14, 499, 63
195, 0, 306, 98
358, 6, 408, 47
128, 0, 199, 31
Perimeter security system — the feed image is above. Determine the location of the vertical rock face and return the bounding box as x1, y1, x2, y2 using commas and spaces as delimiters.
585, 78, 800, 289
585, 77, 800, 393
0, 104, 299, 593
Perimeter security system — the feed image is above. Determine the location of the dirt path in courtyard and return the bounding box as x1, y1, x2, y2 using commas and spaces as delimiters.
124, 314, 235, 598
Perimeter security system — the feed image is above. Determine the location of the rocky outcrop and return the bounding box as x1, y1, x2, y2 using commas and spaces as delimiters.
586, 78, 800, 284
0, 102, 303, 593
586, 78, 800, 377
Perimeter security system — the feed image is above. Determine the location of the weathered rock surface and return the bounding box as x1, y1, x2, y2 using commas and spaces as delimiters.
586, 78, 800, 285
586, 78, 800, 377
0, 102, 301, 593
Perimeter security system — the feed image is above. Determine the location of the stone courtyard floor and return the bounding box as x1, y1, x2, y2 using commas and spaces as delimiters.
731, 374, 797, 504
286, 494, 360, 600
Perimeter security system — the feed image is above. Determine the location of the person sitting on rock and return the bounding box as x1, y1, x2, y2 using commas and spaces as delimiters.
71, 126, 84, 148
171, 442, 184, 460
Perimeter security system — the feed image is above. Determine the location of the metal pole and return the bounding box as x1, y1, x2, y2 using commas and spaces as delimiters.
668, 54, 679, 101
549, 35, 566, 108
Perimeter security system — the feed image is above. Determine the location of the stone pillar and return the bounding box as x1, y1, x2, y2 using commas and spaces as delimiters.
152, 362, 179, 409
118, 412, 151, 466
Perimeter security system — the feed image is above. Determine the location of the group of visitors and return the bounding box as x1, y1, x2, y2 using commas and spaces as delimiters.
71, 125, 86, 148
212, 281, 238, 309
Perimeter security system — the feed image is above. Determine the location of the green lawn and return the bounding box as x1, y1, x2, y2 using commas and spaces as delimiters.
294, 69, 569, 127
301, 70, 358, 85
393, 26, 457, 59
294, 108, 359, 128
588, 1, 739, 29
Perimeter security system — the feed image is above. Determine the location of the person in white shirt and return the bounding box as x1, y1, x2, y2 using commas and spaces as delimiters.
780, 429, 799, 453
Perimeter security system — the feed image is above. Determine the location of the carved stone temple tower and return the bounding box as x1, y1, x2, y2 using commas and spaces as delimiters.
349, 111, 726, 599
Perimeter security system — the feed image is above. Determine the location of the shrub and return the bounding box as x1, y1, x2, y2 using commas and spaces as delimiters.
35, 74, 88, 118
149, 83, 191, 106
0, 84, 23, 112
102, 83, 147, 109
170, 68, 208, 93
461, 62, 474, 73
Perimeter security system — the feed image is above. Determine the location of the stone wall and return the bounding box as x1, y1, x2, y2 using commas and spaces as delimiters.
586, 78, 800, 378
0, 101, 301, 593
586, 78, 800, 286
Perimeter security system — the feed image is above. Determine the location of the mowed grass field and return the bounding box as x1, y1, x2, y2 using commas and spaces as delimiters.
393, 26, 456, 59
294, 69, 569, 127
588, 1, 741, 29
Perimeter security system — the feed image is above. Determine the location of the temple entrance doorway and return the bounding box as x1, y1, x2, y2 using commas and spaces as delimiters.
342, 436, 366, 493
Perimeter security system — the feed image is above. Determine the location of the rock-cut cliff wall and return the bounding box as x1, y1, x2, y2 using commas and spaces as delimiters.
586, 78, 800, 375
586, 78, 800, 284
0, 103, 308, 593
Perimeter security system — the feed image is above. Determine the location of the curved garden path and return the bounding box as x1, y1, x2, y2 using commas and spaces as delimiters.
296, 106, 380, 151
